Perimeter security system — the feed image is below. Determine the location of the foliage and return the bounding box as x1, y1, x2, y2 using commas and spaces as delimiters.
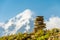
0, 28, 60, 40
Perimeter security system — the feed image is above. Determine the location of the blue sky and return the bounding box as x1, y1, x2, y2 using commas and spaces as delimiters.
0, 0, 60, 22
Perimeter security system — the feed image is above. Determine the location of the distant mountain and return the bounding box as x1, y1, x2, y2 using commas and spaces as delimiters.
0, 9, 34, 36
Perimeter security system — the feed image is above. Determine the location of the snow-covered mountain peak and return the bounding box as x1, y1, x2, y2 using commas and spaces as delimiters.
16, 9, 32, 19
0, 9, 34, 36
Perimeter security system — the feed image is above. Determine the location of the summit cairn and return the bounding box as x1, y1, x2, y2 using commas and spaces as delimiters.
34, 16, 46, 33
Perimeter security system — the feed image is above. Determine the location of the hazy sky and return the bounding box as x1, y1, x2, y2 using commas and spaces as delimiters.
0, 0, 60, 22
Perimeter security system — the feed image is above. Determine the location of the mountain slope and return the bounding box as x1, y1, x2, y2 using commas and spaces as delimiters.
0, 9, 34, 36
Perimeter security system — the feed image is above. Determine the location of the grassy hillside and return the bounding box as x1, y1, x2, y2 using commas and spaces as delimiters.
0, 28, 60, 40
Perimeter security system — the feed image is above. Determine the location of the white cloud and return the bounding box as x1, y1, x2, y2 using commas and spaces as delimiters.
45, 16, 60, 30
0, 22, 4, 26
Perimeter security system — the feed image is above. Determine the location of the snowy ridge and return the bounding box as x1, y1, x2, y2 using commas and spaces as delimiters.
0, 9, 34, 36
